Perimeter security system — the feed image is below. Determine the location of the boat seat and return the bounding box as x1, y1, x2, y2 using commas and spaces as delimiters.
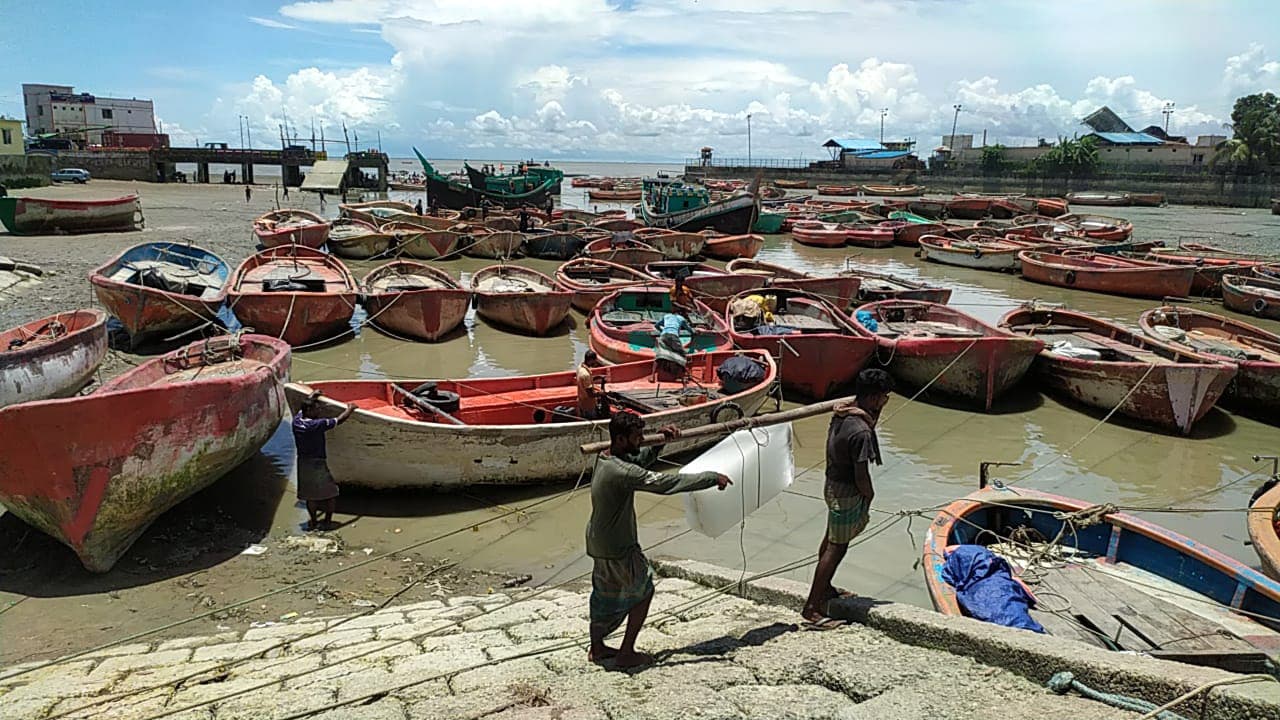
263, 277, 327, 292
1066, 332, 1173, 364
879, 320, 982, 338
770, 314, 839, 332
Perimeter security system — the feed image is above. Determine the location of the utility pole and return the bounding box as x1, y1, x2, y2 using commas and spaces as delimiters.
1162, 102, 1175, 134
746, 113, 753, 166
246, 119, 252, 150
238, 116, 244, 149
950, 104, 963, 151
880, 108, 888, 144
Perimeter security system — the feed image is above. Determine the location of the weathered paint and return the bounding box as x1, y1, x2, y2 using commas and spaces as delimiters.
588, 289, 732, 365
328, 230, 394, 259
390, 227, 463, 259
1222, 274, 1280, 320
228, 246, 359, 347
464, 231, 526, 259
701, 234, 764, 261
724, 259, 864, 311
472, 266, 573, 336
253, 209, 330, 249
555, 259, 657, 314
0, 335, 290, 572
1020, 251, 1195, 299
635, 232, 705, 259
89, 242, 230, 344
364, 269, 471, 342
0, 309, 108, 408
919, 236, 1025, 272
0, 194, 142, 235
1248, 483, 1280, 582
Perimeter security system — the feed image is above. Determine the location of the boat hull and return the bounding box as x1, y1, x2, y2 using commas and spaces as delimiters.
0, 195, 142, 235
1249, 483, 1280, 582
524, 232, 587, 260
880, 337, 1039, 410
641, 194, 757, 235
0, 335, 288, 572
920, 239, 1022, 272
328, 233, 394, 259
732, 330, 874, 399
255, 224, 329, 249
231, 294, 356, 347
366, 290, 471, 342
465, 232, 525, 259
1020, 252, 1194, 299
0, 309, 108, 408
1222, 275, 1280, 320
684, 274, 768, 314
92, 282, 224, 344
397, 230, 463, 259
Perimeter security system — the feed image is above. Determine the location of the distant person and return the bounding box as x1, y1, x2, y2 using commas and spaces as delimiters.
518, 207, 532, 232
283, 184, 290, 200
245, 185, 252, 202
292, 390, 356, 531
480, 198, 491, 219
585, 411, 730, 666
576, 350, 606, 419
319, 193, 326, 211
802, 368, 894, 627
415, 199, 424, 215
545, 196, 554, 216
429, 197, 440, 216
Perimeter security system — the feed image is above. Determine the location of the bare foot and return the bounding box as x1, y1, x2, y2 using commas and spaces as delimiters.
588, 645, 619, 662
801, 604, 825, 623
613, 651, 654, 668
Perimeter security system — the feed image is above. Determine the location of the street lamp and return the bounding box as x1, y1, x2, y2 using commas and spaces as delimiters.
747, 113, 753, 166
1162, 102, 1175, 134
950, 104, 963, 151
879, 108, 888, 144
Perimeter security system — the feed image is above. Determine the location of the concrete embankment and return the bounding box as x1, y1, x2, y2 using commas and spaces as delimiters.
7, 559, 1276, 719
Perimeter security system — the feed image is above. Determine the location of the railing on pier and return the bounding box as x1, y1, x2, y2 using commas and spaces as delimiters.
685, 157, 814, 169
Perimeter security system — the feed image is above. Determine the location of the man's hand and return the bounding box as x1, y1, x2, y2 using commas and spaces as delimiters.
715, 474, 733, 491
658, 425, 681, 440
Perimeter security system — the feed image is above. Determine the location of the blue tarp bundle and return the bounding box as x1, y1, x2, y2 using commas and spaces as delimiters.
942, 545, 1045, 633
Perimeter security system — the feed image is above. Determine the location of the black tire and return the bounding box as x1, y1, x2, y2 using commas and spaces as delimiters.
1255, 298, 1268, 314
711, 402, 744, 424
1063, 270, 1077, 285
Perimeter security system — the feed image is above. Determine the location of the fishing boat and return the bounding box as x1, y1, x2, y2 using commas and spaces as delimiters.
774, 179, 808, 189
522, 230, 586, 260
924, 485, 1280, 671
864, 184, 924, 197
282, 350, 775, 489
588, 287, 731, 364
640, 177, 757, 234
327, 219, 394, 259
0, 334, 289, 572
725, 258, 863, 310
857, 301, 1042, 410
886, 213, 946, 247
1128, 192, 1166, 207
463, 230, 525, 260
466, 163, 564, 197
228, 246, 359, 347
415, 149, 556, 210
919, 235, 1035, 273
484, 216, 521, 231
253, 209, 329, 249
339, 200, 417, 225
0, 194, 143, 235
632, 229, 705, 259
1064, 191, 1131, 206
0, 309, 108, 408
389, 214, 462, 231
816, 185, 859, 196
1257, 264, 1280, 281
1054, 213, 1134, 242
701, 233, 763, 260
555, 258, 658, 313
644, 261, 766, 314
751, 211, 786, 234
588, 188, 642, 202
727, 289, 876, 399
843, 224, 895, 248
593, 218, 644, 232
791, 222, 848, 248
89, 242, 229, 346
362, 262, 470, 342
999, 306, 1235, 434
583, 236, 665, 267
470, 265, 573, 336
1222, 274, 1280, 320
1129, 251, 1261, 297
1139, 306, 1280, 419
1019, 251, 1194, 299
1249, 482, 1280, 581
945, 197, 993, 220
844, 267, 952, 304
385, 223, 464, 260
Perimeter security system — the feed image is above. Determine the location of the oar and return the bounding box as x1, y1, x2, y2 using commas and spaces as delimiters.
391, 384, 465, 425
0, 257, 44, 276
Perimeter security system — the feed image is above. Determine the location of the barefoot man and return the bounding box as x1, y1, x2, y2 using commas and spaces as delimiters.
802, 368, 894, 625
292, 390, 355, 531
586, 411, 731, 666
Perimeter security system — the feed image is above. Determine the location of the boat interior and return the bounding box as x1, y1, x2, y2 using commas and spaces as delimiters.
945, 502, 1280, 673
367, 270, 454, 293
1146, 317, 1280, 363
731, 294, 844, 336
599, 291, 716, 330
1007, 318, 1188, 364
110, 256, 225, 300
1, 313, 91, 352
240, 259, 349, 293
869, 304, 984, 339
474, 270, 553, 293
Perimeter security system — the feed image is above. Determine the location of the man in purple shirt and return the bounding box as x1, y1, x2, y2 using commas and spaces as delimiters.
292, 390, 355, 531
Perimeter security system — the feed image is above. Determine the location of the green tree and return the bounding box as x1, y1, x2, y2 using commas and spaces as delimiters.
1213, 92, 1280, 172
1034, 136, 1100, 176
979, 144, 1006, 173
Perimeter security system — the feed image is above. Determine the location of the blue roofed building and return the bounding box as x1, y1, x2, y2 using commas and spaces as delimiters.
821, 137, 921, 170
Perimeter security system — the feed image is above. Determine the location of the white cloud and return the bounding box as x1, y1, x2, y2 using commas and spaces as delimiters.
248, 16, 298, 30
1224, 43, 1280, 96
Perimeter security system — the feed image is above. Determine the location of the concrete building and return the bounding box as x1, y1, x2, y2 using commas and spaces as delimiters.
22, 83, 156, 145
0, 117, 22, 156
820, 137, 919, 170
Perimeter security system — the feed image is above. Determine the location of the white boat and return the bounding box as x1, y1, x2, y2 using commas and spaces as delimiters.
918, 234, 1039, 272
1, 309, 108, 408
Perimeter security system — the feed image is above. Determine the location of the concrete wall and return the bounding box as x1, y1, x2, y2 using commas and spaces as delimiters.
0, 154, 52, 186
56, 150, 155, 181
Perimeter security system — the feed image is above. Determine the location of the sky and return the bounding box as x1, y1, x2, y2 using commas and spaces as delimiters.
5, 0, 1280, 161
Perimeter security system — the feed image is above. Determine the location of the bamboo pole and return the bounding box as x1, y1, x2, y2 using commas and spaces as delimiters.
578, 397, 848, 454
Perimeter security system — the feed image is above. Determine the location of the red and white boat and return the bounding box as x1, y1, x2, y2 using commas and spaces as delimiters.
463, 229, 525, 259
253, 209, 330, 249
555, 258, 659, 313
583, 236, 666, 267
1000, 306, 1235, 434
228, 246, 358, 347
843, 223, 895, 248
857, 300, 1043, 410
633, 228, 706, 259
701, 233, 763, 260
471, 265, 573, 335
588, 287, 731, 364
1019, 251, 1195, 299
725, 258, 862, 310
363, 261, 470, 342
0, 194, 143, 235
327, 219, 394, 259
791, 221, 848, 248
919, 234, 1040, 272
1, 309, 108, 408
643, 261, 767, 314
0, 334, 289, 571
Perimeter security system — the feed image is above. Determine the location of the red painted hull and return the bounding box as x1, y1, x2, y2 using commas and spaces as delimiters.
634, 230, 706, 259
472, 266, 573, 335
724, 259, 863, 310
702, 234, 763, 260
1, 194, 143, 235
0, 335, 289, 572
1020, 251, 1195, 299
228, 247, 358, 347
363, 261, 470, 342
1222, 274, 1280, 320
555, 258, 659, 313
845, 226, 894, 248
253, 210, 330, 249
0, 309, 108, 408
891, 222, 946, 247
465, 231, 525, 259
946, 198, 992, 220
386, 224, 464, 259
792, 227, 846, 247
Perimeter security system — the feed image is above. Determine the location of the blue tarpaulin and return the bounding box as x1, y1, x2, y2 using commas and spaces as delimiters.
942, 545, 1045, 633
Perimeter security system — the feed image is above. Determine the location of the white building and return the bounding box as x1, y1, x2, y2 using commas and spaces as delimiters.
22, 83, 156, 144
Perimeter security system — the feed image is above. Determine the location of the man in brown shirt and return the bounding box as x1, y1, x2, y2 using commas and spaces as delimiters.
802, 368, 894, 624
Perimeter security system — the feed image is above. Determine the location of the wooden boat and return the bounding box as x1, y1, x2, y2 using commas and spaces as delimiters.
464, 230, 525, 260
643, 261, 766, 314
228, 246, 358, 347
1249, 483, 1280, 581
701, 233, 763, 260
483, 216, 522, 231
751, 211, 786, 234
363, 261, 470, 342
0, 194, 143, 235
886, 213, 946, 247
415, 148, 556, 210
593, 218, 645, 232
588, 287, 731, 364
518, 231, 582, 260
1, 309, 108, 408
386, 214, 461, 231
727, 289, 876, 399
633, 229, 705, 259
283, 350, 775, 489
919, 235, 1032, 273
844, 268, 952, 304
1019, 251, 1194, 299
89, 242, 229, 346
725, 258, 862, 310
1257, 264, 1280, 281
327, 219, 394, 259
791, 222, 848, 248
588, 188, 642, 202
945, 197, 993, 220
1055, 213, 1133, 242
0, 334, 289, 572
1222, 274, 1280, 320
640, 178, 757, 235
253, 209, 330, 249
843, 224, 895, 248
385, 223, 464, 260
339, 200, 417, 225
1034, 197, 1070, 217
1129, 192, 1166, 207
816, 185, 859, 196
774, 179, 808, 189
555, 258, 659, 313
1139, 306, 1280, 419
1064, 191, 1131, 206
1130, 251, 1261, 297
470, 265, 573, 335
860, 184, 923, 197
857, 301, 1042, 410
583, 236, 665, 267
999, 306, 1235, 434
924, 485, 1280, 671
905, 199, 947, 219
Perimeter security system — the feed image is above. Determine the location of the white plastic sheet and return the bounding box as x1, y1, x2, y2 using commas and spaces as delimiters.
682, 423, 794, 538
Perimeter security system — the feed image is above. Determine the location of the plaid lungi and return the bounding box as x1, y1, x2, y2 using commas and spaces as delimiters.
824, 480, 869, 544
297, 457, 340, 502
589, 548, 655, 637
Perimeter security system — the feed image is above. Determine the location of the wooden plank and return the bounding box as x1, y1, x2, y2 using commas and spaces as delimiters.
1030, 564, 1150, 651
1071, 563, 1217, 652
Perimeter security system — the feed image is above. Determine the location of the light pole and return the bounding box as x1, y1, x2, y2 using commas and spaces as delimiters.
879, 108, 888, 144
950, 104, 963, 151
238, 116, 245, 149
747, 113, 753, 166
1162, 102, 1175, 134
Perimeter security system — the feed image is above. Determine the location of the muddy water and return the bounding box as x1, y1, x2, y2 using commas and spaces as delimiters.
2, 184, 1278, 663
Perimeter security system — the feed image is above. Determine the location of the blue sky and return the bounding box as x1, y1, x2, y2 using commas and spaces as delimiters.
7, 0, 1280, 160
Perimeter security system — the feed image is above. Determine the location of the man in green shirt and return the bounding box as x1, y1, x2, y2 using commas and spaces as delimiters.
586, 410, 731, 667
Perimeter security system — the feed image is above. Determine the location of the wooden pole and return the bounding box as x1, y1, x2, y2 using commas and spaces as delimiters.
391, 384, 465, 426
578, 397, 848, 455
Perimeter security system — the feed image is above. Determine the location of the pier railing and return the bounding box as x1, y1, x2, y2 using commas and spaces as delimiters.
686, 157, 813, 169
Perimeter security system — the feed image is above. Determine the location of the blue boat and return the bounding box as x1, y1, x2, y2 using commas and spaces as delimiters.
89, 242, 230, 347
924, 485, 1280, 674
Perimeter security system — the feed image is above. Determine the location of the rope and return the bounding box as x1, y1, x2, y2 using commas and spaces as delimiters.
1046, 671, 1190, 719
1135, 674, 1278, 719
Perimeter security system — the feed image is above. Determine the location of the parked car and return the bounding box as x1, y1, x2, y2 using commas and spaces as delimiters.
51, 168, 91, 183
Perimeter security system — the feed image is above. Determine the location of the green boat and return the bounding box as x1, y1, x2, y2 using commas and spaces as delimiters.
888, 210, 934, 224
415, 148, 557, 211
752, 210, 785, 234
466, 164, 564, 196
